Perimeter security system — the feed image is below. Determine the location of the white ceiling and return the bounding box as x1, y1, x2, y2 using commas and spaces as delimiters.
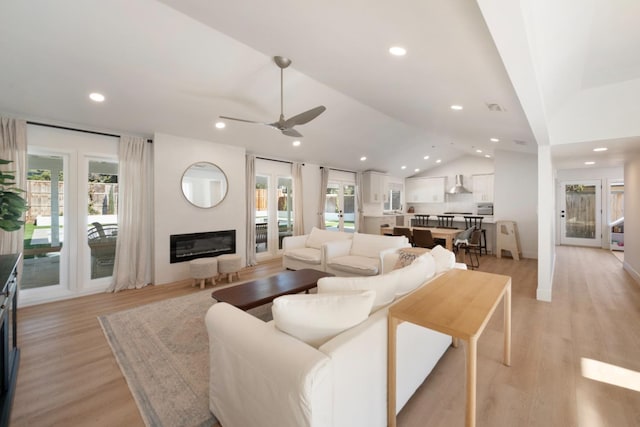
0, 0, 637, 176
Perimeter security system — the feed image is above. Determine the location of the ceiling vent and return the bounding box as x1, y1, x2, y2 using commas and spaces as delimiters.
485, 103, 504, 112
514, 140, 527, 146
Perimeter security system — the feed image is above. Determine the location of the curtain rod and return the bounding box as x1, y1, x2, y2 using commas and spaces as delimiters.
27, 121, 153, 143
255, 156, 304, 166
320, 166, 356, 174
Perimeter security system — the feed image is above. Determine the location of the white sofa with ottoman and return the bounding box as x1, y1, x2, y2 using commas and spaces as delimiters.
324, 232, 410, 277
282, 227, 353, 272
205, 246, 463, 427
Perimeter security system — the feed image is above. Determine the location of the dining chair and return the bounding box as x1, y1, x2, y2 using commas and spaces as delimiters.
464, 216, 487, 255
393, 227, 413, 246
461, 229, 482, 270
412, 228, 436, 249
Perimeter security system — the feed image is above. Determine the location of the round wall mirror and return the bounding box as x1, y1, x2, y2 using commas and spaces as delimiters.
181, 162, 228, 208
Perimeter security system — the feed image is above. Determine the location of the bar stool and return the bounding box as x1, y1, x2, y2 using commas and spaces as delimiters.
464, 216, 488, 255
412, 214, 431, 227
437, 215, 456, 228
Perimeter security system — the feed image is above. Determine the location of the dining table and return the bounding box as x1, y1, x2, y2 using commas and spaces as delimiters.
380, 226, 461, 251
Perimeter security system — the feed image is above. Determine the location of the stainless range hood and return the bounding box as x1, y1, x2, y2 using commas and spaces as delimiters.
448, 175, 472, 194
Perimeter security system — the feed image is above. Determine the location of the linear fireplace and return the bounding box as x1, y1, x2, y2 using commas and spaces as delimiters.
170, 230, 236, 264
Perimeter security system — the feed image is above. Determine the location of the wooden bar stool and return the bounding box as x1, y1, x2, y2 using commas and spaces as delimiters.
437, 215, 456, 228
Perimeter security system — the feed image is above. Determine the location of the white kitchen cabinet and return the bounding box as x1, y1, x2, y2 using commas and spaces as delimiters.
473, 174, 494, 202
362, 171, 388, 203
405, 177, 445, 203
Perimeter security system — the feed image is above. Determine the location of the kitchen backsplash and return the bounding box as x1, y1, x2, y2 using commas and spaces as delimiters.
407, 193, 476, 215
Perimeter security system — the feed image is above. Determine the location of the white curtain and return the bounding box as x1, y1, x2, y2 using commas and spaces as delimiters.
292, 162, 304, 235
108, 136, 152, 292
317, 167, 329, 229
0, 118, 27, 255
245, 154, 257, 266
355, 171, 364, 232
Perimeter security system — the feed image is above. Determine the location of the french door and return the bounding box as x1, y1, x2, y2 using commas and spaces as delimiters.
255, 161, 294, 259
325, 181, 356, 232
560, 180, 602, 247
21, 125, 118, 305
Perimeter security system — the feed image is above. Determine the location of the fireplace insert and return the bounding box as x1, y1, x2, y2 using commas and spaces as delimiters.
170, 230, 236, 263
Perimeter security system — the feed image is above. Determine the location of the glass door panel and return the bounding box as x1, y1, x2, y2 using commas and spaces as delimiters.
325, 183, 340, 230
255, 175, 269, 254
342, 184, 355, 233
87, 160, 119, 280
277, 177, 293, 250
560, 180, 601, 247
22, 154, 65, 289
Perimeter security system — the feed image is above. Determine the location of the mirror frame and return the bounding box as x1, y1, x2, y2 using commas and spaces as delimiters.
180, 161, 229, 208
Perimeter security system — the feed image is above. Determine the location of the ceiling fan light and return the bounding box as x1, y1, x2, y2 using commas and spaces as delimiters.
215, 121, 226, 129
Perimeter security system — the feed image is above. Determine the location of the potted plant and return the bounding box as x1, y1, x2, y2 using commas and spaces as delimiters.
0, 159, 28, 231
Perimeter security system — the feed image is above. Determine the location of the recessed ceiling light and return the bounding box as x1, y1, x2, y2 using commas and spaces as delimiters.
414, 168, 420, 172
490, 138, 499, 142
593, 147, 608, 152
450, 105, 463, 111
89, 92, 105, 102
389, 46, 407, 56
215, 121, 226, 129
401, 165, 406, 170
485, 154, 491, 158
436, 159, 442, 163
423, 155, 430, 160
292, 140, 301, 147
476, 149, 482, 153
360, 156, 367, 161
584, 161, 595, 165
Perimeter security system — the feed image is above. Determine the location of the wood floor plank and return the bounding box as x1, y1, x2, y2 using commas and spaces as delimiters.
10, 248, 640, 427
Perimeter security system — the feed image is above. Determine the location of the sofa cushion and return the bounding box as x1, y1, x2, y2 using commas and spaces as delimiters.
393, 247, 429, 270
387, 254, 436, 297
305, 227, 351, 250
327, 255, 380, 276
271, 290, 375, 347
349, 233, 408, 259
317, 273, 398, 312
283, 247, 322, 264
430, 245, 455, 274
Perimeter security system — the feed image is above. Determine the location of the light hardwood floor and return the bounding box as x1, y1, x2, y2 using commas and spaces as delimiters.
11, 247, 640, 426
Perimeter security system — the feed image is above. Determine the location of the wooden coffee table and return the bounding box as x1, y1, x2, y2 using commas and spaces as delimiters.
211, 268, 333, 310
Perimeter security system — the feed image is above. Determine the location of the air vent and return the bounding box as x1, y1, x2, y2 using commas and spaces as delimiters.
514, 140, 527, 146
485, 103, 505, 112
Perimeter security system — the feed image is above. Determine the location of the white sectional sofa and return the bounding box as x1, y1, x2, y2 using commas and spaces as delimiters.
205, 246, 464, 427
324, 232, 410, 277
282, 227, 353, 272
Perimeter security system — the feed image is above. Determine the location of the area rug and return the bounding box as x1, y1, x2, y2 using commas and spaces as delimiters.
99, 286, 272, 427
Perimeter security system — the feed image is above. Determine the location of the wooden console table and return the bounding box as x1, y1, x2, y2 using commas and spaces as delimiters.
387, 269, 511, 427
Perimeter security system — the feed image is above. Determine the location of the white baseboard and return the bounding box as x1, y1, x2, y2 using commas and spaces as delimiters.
623, 261, 640, 285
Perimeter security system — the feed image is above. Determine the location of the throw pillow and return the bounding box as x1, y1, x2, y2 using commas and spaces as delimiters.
317, 273, 397, 312
271, 290, 375, 348
430, 245, 455, 274
393, 247, 429, 270
387, 254, 436, 297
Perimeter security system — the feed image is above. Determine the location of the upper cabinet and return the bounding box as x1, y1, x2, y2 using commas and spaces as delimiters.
405, 177, 446, 203
362, 171, 388, 203
472, 174, 494, 203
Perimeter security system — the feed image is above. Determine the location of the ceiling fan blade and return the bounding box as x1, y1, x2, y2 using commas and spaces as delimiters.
284, 106, 326, 127
219, 115, 265, 125
282, 128, 303, 138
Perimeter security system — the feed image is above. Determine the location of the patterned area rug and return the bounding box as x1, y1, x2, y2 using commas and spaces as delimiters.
99, 286, 272, 427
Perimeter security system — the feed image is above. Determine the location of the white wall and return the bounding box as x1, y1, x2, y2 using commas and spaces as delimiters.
624, 154, 640, 283
153, 133, 245, 285
555, 166, 624, 248
494, 150, 538, 259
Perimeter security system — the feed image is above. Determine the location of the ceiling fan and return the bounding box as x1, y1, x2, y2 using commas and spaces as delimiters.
219, 56, 326, 138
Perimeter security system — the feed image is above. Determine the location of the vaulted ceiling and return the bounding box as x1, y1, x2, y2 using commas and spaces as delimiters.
0, 0, 637, 176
